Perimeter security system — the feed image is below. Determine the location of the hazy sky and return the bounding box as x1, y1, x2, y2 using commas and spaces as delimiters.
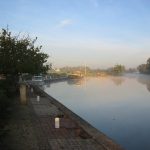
1, 0, 150, 68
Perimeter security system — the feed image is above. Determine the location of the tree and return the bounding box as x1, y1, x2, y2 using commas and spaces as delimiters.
112, 64, 125, 75
0, 28, 49, 79
137, 64, 147, 73
137, 58, 150, 74
146, 58, 150, 73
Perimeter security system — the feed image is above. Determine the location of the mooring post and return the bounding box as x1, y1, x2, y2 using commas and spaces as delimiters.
37, 95, 40, 102
20, 83, 27, 105
55, 117, 60, 128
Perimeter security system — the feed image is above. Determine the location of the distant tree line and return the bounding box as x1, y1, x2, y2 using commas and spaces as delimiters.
60, 66, 91, 74
109, 64, 125, 75
59, 64, 126, 76
137, 58, 150, 74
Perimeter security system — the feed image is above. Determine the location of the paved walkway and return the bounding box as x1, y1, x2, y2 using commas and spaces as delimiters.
29, 92, 105, 150
28, 85, 124, 150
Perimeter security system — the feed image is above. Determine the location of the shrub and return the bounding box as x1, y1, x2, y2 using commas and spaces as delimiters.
0, 79, 14, 115
0, 90, 10, 113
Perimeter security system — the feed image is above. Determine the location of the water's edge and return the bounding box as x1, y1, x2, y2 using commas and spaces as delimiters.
32, 85, 124, 150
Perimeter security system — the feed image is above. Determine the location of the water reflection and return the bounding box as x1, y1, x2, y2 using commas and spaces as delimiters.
44, 75, 150, 150
44, 81, 51, 88
67, 79, 85, 86
110, 76, 125, 86
137, 75, 150, 92
42, 74, 150, 93
39, 85, 45, 90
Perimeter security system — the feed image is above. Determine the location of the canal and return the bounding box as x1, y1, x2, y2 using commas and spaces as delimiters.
44, 74, 150, 150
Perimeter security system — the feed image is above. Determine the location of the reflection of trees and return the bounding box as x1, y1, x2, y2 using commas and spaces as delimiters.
67, 79, 84, 86
44, 81, 51, 88
39, 85, 45, 91
137, 76, 150, 92
110, 76, 125, 86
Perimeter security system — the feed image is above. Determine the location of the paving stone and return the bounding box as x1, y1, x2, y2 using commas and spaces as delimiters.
33, 104, 61, 116
30, 97, 51, 105
48, 139, 104, 150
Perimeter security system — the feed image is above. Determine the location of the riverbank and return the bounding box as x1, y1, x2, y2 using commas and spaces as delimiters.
32, 85, 123, 150
0, 84, 124, 150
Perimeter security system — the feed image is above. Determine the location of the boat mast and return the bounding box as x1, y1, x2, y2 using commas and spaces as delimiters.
84, 62, 86, 77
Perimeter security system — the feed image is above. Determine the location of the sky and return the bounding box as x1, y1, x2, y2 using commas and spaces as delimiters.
0, 0, 150, 69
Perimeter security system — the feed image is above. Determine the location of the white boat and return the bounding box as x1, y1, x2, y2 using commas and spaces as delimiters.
32, 76, 44, 85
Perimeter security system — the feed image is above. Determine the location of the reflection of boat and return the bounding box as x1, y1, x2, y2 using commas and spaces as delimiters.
67, 78, 84, 85
97, 72, 108, 77
32, 76, 44, 86
68, 74, 83, 79
44, 75, 52, 82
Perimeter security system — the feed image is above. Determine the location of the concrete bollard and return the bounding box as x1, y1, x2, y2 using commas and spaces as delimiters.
55, 117, 60, 128
31, 88, 34, 93
20, 83, 27, 105
37, 95, 40, 102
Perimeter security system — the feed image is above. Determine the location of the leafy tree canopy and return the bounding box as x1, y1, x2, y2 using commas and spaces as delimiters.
112, 64, 125, 75
137, 58, 150, 74
0, 28, 49, 76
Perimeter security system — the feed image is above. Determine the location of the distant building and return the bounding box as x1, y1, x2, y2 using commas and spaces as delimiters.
54, 68, 60, 72
72, 70, 83, 77
47, 68, 61, 74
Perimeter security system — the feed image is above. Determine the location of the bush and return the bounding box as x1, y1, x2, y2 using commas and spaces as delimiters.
0, 78, 18, 97
0, 79, 15, 115
0, 90, 10, 113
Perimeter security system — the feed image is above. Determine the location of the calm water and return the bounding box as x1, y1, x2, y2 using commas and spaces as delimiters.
44, 74, 150, 150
